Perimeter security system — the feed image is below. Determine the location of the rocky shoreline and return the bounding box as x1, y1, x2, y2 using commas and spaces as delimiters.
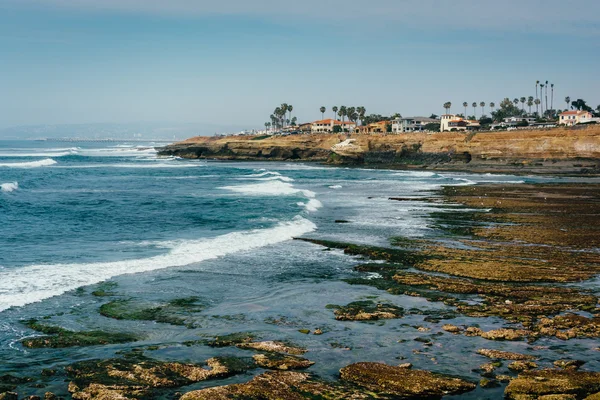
158, 125, 600, 175
2, 182, 600, 399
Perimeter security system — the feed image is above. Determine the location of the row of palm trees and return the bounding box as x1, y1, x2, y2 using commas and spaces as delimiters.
265, 104, 371, 133
443, 102, 497, 119
265, 103, 295, 132
320, 106, 367, 126
535, 80, 555, 116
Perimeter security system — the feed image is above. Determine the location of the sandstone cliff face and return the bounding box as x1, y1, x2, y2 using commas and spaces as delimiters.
158, 125, 600, 174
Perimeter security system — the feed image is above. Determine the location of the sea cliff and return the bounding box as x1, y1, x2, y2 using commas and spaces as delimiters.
158, 125, 600, 174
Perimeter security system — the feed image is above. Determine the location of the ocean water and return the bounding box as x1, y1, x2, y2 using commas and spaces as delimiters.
0, 140, 596, 398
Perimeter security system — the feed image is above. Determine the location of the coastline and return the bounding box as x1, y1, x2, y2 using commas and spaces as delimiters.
3, 173, 600, 399
158, 125, 600, 176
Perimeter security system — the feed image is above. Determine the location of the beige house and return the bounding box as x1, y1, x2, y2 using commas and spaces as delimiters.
355, 120, 390, 134
310, 119, 356, 133
558, 110, 593, 126
440, 114, 467, 132
440, 114, 480, 132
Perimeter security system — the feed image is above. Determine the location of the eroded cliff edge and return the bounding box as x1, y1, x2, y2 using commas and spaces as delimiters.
158, 125, 600, 175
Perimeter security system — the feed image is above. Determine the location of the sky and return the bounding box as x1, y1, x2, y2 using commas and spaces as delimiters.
0, 0, 599, 133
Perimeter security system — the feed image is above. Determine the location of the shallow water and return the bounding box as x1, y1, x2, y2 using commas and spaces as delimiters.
0, 139, 598, 398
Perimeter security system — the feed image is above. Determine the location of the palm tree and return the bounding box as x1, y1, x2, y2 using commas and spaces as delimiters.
550, 83, 554, 113
287, 105, 293, 123
480, 102, 486, 116
527, 98, 534, 114
490, 102, 495, 113
539, 84, 544, 115
534, 99, 541, 115
472, 102, 477, 119
265, 122, 269, 133
535, 80, 540, 114
357, 106, 366, 125
565, 96, 571, 110
280, 103, 288, 127
544, 81, 549, 114
513, 98, 519, 107
462, 102, 468, 117
320, 106, 326, 120
346, 107, 356, 125
443, 102, 452, 114
332, 106, 338, 121
520, 97, 526, 111
339, 106, 348, 128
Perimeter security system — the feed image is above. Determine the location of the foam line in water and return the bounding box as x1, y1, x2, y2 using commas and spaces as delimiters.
1, 182, 18, 192
297, 199, 323, 212
0, 217, 317, 312
220, 180, 315, 198
0, 158, 57, 168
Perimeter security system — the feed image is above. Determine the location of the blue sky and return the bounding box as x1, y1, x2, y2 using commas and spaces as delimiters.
1, 0, 599, 132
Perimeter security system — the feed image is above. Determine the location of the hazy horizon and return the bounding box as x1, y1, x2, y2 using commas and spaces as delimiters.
1, 0, 599, 134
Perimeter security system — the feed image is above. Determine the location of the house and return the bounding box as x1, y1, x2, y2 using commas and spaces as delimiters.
391, 117, 439, 133
440, 114, 467, 132
558, 110, 594, 126
503, 117, 537, 125
355, 120, 390, 134
298, 123, 312, 134
310, 119, 356, 133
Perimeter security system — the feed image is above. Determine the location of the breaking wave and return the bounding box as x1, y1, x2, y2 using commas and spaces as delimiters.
0, 217, 316, 312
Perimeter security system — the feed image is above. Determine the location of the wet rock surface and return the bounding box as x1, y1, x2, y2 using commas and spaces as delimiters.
505, 369, 600, 399
339, 362, 476, 398
19, 320, 138, 349
327, 300, 404, 321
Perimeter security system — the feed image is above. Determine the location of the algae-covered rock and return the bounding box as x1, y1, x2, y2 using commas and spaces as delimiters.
180, 370, 376, 400
508, 361, 538, 372
480, 378, 500, 388
481, 328, 531, 341
477, 348, 537, 361
339, 362, 476, 398
465, 327, 484, 336
207, 332, 256, 347
20, 320, 138, 348
66, 355, 252, 399
99, 297, 203, 327
505, 369, 600, 399
237, 341, 306, 355
442, 324, 462, 334
328, 300, 404, 321
252, 353, 314, 371
554, 360, 586, 371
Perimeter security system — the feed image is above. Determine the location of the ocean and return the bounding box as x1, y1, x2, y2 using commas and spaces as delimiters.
0, 139, 595, 398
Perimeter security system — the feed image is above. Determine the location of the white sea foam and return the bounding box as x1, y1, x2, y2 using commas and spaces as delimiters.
0, 217, 317, 312
220, 180, 316, 198
57, 162, 204, 169
329, 185, 343, 189
391, 171, 438, 178
0, 158, 57, 168
297, 199, 323, 212
247, 171, 282, 177
0, 151, 73, 157
0, 182, 18, 192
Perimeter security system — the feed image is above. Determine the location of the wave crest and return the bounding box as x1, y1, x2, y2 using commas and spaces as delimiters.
0, 158, 57, 168
0, 217, 316, 312
0, 182, 18, 192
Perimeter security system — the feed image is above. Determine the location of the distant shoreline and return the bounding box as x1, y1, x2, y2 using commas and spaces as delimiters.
158, 125, 600, 176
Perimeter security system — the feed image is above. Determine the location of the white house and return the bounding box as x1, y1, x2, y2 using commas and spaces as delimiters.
391, 117, 439, 133
440, 114, 467, 132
